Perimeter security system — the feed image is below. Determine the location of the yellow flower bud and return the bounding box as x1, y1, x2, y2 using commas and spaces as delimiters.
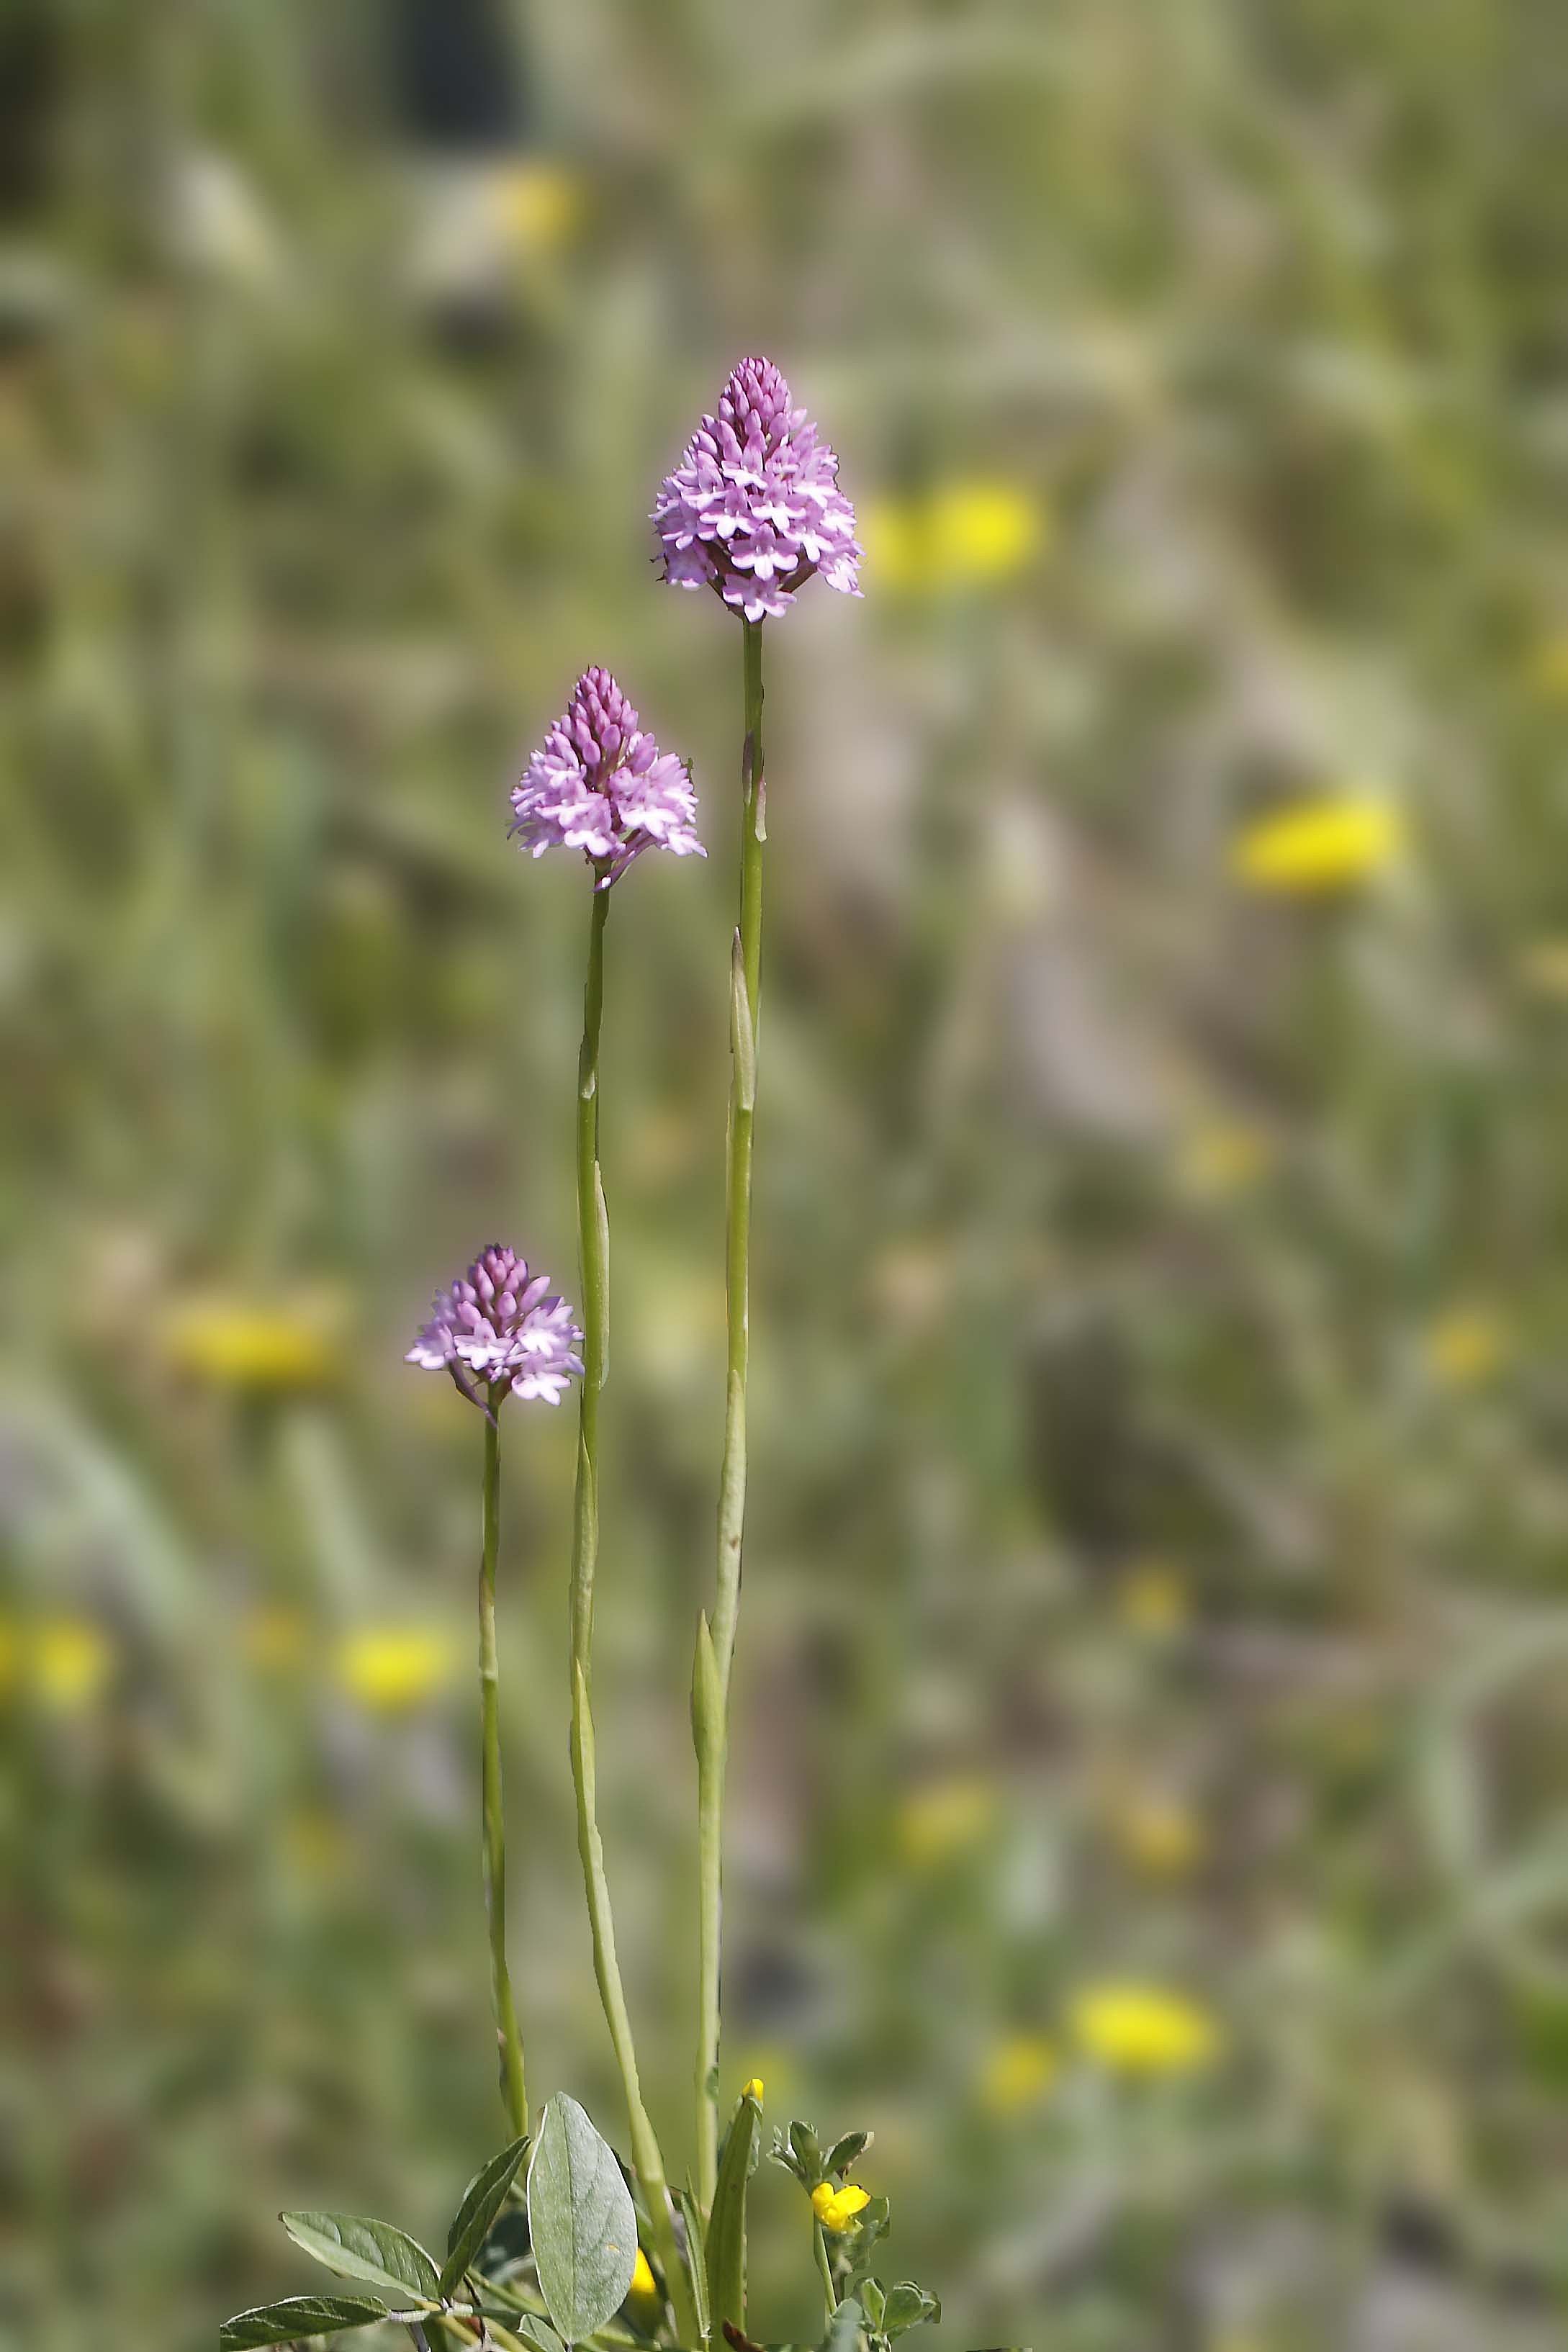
742, 2077, 765, 2101
628, 2248, 659, 2305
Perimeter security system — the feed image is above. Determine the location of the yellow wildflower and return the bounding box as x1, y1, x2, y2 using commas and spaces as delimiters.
487, 161, 583, 254
243, 1606, 308, 1671
162, 1289, 345, 1394
1175, 1121, 1274, 1204
1109, 1791, 1205, 1878
742, 2077, 765, 2101
1229, 794, 1402, 895
1069, 1983, 1222, 2076
896, 1775, 997, 1867
980, 2033, 1058, 2115
1425, 1306, 1508, 1389
626, 2248, 659, 2309
335, 1627, 456, 1714
283, 1808, 348, 1882
1526, 631, 1568, 703
1117, 1564, 1189, 1638
33, 1616, 115, 1711
1518, 938, 1568, 1000
811, 2182, 872, 2233
862, 479, 1047, 595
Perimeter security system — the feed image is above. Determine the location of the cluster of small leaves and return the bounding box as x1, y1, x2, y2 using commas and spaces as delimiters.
769, 2122, 940, 2352
222, 2096, 637, 2352
223, 2089, 955, 2352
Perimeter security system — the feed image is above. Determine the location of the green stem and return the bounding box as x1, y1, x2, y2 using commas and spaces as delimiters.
813, 2223, 838, 2322
697, 616, 767, 2204
479, 1409, 528, 2137
568, 884, 700, 2348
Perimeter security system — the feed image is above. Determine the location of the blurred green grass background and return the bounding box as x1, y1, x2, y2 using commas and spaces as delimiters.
4, 3, 1568, 2348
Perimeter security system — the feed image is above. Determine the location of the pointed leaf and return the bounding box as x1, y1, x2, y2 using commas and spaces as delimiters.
528, 2093, 638, 2343
491, 2323, 567, 2352
788, 2122, 823, 2184
706, 2085, 760, 2341
279, 2212, 441, 2305
677, 2190, 711, 2339
441, 2134, 530, 2297
823, 2133, 870, 2181
221, 2294, 389, 2348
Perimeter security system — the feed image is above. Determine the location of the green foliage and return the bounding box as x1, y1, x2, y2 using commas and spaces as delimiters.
706, 2083, 762, 2341
220, 2295, 392, 2348
441, 2133, 531, 2297
278, 2212, 441, 2306
528, 2093, 639, 2343
821, 2136, 870, 2183
879, 2284, 941, 2338
820, 2297, 865, 2352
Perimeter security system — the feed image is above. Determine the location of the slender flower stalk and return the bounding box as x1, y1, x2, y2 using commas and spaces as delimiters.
480, 1410, 527, 2137
407, 1245, 585, 2133
657, 357, 860, 2204
695, 614, 766, 2199
512, 668, 706, 2343
569, 886, 700, 2348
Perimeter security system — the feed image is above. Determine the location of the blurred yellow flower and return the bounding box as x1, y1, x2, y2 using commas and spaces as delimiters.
862, 479, 1047, 595
627, 2248, 659, 2308
335, 1627, 457, 1713
1069, 1983, 1222, 2076
1109, 1790, 1206, 1878
33, 1616, 115, 1711
896, 1774, 997, 1867
1117, 1564, 1189, 1637
1518, 938, 1568, 999
487, 162, 583, 255
980, 2033, 1058, 2114
1175, 1121, 1274, 1203
283, 1808, 348, 1881
811, 2182, 872, 2233
1526, 631, 1568, 702
1425, 1306, 1508, 1389
1229, 795, 1402, 895
243, 1606, 308, 1670
162, 1289, 345, 1394
742, 2076, 765, 2101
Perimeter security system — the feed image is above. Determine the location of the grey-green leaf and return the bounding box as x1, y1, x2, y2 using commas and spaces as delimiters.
441, 2133, 530, 2297
881, 2284, 940, 2336
527, 2093, 638, 2343
706, 2086, 760, 2340
823, 2132, 870, 2180
279, 2212, 441, 2305
819, 2295, 865, 2352
492, 2322, 567, 2352
221, 2294, 389, 2347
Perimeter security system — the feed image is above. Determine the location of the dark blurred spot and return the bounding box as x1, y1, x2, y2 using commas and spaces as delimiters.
1379, 2193, 1458, 2274
0, 1, 63, 215
387, 0, 528, 151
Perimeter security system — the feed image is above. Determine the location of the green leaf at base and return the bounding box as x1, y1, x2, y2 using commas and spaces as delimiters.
279, 2212, 441, 2305
706, 2084, 761, 2341
440, 2133, 530, 2297
528, 2092, 639, 2343
221, 2293, 389, 2348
